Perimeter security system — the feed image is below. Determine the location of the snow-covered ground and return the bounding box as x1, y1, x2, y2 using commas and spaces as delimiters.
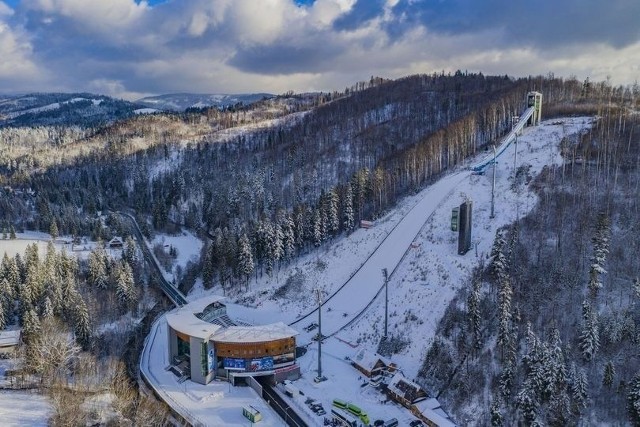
151, 229, 203, 283
142, 117, 594, 425
0, 390, 51, 426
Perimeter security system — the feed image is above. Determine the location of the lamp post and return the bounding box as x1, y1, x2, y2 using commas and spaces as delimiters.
314, 288, 326, 382
382, 268, 388, 340
490, 144, 496, 219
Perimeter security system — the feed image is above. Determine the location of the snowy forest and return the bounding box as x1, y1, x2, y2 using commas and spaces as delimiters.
3, 73, 629, 297
417, 101, 640, 424
1, 72, 639, 425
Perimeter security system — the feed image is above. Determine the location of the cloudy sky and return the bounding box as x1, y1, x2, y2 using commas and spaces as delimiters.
0, 0, 638, 100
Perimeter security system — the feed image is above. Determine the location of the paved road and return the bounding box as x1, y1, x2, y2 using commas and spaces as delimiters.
258, 378, 309, 427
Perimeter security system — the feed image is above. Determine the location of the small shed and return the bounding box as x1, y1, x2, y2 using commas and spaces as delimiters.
351, 348, 395, 378
0, 330, 21, 355
107, 236, 124, 249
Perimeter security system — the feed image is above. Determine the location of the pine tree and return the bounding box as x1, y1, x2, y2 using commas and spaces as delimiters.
327, 188, 340, 235
9, 225, 16, 239
628, 373, 640, 424
467, 278, 482, 353
115, 261, 136, 308
490, 400, 503, 427
603, 361, 615, 389
0, 296, 5, 329
70, 288, 91, 349
342, 183, 354, 230
588, 213, 610, 299
49, 219, 59, 240
21, 307, 41, 345
123, 236, 139, 268
237, 234, 254, 289
632, 277, 640, 300
312, 208, 323, 247
572, 369, 588, 412
579, 300, 600, 361
88, 245, 108, 289
516, 381, 538, 424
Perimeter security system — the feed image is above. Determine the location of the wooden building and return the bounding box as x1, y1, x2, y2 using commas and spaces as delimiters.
351, 348, 395, 378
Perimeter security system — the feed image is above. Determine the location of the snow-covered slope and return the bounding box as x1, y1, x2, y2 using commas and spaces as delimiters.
149, 116, 594, 425
135, 93, 273, 112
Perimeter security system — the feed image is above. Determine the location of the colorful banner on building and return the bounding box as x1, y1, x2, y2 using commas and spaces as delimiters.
223, 358, 246, 370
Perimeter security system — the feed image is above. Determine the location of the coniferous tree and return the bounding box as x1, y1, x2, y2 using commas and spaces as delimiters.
467, 278, 482, 353
9, 225, 16, 239
342, 183, 354, 230
579, 300, 600, 361
49, 219, 59, 240
603, 361, 615, 389
572, 369, 588, 413
628, 373, 640, 424
237, 234, 254, 290
490, 399, 503, 426
588, 213, 610, 299
88, 244, 108, 289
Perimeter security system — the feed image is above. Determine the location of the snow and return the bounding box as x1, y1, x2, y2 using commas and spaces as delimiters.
150, 229, 203, 283
142, 117, 594, 425
134, 108, 159, 114
0, 390, 52, 426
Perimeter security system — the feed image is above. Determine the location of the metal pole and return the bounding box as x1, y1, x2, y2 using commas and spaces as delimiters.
382, 268, 388, 339
316, 288, 322, 380
514, 134, 518, 174
492, 143, 497, 211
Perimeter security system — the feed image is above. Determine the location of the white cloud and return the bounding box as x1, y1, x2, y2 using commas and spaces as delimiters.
0, 0, 637, 98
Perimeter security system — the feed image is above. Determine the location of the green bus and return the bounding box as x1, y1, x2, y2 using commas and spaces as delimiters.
332, 398, 348, 409
242, 405, 262, 423
346, 403, 369, 425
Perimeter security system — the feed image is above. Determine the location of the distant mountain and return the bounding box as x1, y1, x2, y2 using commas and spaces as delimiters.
0, 93, 145, 128
135, 93, 274, 112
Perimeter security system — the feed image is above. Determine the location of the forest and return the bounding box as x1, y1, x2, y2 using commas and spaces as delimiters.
417, 99, 640, 425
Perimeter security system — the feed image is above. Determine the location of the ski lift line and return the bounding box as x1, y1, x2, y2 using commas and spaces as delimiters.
469, 106, 535, 173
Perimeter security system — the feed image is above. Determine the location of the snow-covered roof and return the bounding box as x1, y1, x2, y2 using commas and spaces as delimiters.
211, 322, 298, 343
387, 372, 427, 403
165, 296, 226, 339
352, 348, 393, 371
0, 329, 21, 348
413, 398, 456, 427
165, 295, 297, 342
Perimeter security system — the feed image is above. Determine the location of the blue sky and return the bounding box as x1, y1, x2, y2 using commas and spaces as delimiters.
0, 0, 638, 99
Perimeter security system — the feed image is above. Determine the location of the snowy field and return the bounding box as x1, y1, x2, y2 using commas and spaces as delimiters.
151, 229, 203, 283
143, 117, 594, 425
0, 390, 51, 426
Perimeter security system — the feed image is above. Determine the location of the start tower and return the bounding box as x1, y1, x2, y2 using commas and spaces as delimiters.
527, 91, 542, 126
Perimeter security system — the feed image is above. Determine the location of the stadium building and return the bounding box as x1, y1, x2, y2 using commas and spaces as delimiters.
166, 296, 300, 385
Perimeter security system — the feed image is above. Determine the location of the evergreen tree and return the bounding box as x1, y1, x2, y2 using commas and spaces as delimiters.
603, 361, 615, 389
588, 213, 610, 299
123, 236, 139, 268
342, 183, 354, 230
490, 399, 503, 426
327, 188, 340, 235
628, 373, 640, 424
21, 307, 41, 345
115, 261, 136, 308
49, 219, 59, 240
579, 300, 600, 361
516, 381, 538, 424
312, 208, 323, 247
572, 369, 588, 412
237, 234, 254, 289
0, 295, 5, 329
632, 277, 640, 300
88, 244, 108, 289
467, 278, 482, 353
9, 225, 16, 239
